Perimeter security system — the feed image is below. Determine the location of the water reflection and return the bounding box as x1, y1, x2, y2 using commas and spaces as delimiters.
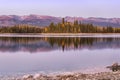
0, 37, 120, 75
0, 37, 120, 52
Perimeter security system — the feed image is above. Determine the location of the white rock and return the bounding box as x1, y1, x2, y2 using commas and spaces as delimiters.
33, 74, 42, 79
23, 74, 33, 79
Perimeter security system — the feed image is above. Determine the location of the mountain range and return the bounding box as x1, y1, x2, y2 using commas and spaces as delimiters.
0, 14, 120, 27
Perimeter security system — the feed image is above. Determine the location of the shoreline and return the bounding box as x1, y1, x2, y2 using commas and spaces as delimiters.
3, 71, 120, 80
0, 33, 120, 37
0, 66, 111, 79
0, 66, 117, 80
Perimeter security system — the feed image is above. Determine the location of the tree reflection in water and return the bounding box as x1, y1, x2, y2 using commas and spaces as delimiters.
0, 37, 119, 52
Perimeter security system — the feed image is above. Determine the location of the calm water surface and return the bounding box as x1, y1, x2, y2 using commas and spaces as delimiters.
0, 37, 120, 75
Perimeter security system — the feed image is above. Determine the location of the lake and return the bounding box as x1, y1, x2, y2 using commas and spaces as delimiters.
0, 36, 120, 76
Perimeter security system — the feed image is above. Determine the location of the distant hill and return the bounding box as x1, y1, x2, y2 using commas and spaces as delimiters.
0, 15, 61, 27
0, 14, 120, 27
65, 17, 120, 27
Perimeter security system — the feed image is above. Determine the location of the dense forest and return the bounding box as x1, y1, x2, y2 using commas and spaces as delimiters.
0, 18, 120, 33
0, 25, 43, 33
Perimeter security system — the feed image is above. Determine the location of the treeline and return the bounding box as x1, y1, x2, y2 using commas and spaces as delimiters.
0, 18, 120, 33
44, 18, 120, 33
0, 25, 43, 33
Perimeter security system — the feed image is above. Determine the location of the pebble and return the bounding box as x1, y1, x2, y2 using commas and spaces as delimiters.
2, 71, 120, 80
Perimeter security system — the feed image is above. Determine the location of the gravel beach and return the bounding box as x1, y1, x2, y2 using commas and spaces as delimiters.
2, 71, 120, 80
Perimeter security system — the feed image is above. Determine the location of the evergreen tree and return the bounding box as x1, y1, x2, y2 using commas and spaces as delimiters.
62, 18, 65, 24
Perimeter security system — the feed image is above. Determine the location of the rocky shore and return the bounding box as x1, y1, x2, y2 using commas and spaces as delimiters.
1, 63, 120, 80
3, 71, 120, 80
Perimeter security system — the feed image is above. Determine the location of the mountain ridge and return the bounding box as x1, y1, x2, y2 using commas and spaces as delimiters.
0, 15, 120, 27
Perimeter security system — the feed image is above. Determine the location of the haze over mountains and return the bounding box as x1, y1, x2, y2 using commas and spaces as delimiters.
0, 14, 120, 27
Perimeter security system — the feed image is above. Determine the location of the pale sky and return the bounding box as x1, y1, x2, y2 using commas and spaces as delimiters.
0, 0, 119, 18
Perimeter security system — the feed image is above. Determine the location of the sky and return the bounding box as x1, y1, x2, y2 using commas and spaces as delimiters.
0, 0, 119, 18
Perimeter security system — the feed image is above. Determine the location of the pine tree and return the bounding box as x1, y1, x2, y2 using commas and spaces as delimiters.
62, 18, 65, 24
